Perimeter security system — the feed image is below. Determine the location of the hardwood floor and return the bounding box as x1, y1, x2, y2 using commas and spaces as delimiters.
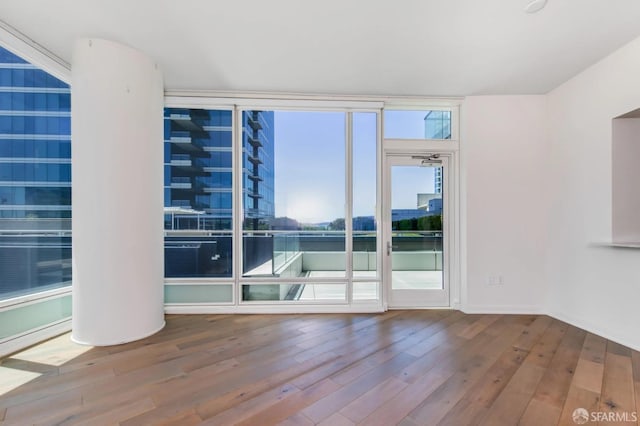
0, 311, 638, 425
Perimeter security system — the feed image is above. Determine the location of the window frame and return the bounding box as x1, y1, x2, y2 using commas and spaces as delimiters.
163, 96, 461, 313
382, 102, 460, 141
163, 97, 387, 311
162, 101, 237, 300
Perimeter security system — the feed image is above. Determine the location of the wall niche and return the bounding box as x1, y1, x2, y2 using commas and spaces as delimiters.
612, 107, 640, 245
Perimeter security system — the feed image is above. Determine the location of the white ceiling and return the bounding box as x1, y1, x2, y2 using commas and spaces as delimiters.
1, 0, 640, 97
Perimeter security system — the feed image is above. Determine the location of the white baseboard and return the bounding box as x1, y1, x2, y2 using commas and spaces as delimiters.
461, 304, 545, 315
548, 310, 640, 353
0, 318, 71, 358
70, 320, 166, 347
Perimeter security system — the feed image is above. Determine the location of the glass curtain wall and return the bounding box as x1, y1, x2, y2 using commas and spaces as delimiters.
164, 106, 380, 307
0, 46, 71, 301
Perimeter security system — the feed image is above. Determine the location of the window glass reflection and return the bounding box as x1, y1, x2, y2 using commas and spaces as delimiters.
0, 46, 72, 300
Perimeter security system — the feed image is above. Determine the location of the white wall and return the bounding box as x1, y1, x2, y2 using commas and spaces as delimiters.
462, 95, 549, 313
546, 36, 640, 351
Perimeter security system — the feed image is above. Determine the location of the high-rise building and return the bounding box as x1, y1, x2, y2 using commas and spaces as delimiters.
242, 110, 275, 228
164, 109, 275, 277
164, 108, 274, 230
0, 46, 72, 297
433, 167, 442, 195
424, 110, 451, 194
0, 47, 71, 223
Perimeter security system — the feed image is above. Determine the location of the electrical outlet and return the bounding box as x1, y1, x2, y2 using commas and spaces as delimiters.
487, 275, 504, 286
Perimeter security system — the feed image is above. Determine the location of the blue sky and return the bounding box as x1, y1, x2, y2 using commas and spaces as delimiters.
383, 110, 430, 139
273, 110, 435, 223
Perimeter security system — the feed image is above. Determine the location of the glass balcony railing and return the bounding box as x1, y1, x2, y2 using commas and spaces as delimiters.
0, 230, 72, 300
170, 177, 192, 189
164, 229, 443, 302
164, 230, 232, 278
391, 231, 443, 252
273, 233, 300, 272
170, 154, 192, 166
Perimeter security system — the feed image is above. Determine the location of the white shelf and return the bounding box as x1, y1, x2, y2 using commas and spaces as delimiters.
592, 242, 640, 249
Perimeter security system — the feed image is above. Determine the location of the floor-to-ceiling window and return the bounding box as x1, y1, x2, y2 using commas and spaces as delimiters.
163, 103, 383, 310
162, 100, 459, 312
0, 44, 72, 352
241, 110, 348, 302
163, 107, 235, 304
351, 112, 379, 301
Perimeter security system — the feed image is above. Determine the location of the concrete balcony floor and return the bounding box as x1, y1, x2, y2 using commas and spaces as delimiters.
301, 270, 443, 301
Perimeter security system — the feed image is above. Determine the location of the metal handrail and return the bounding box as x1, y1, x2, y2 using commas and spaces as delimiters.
0, 230, 71, 236
164, 229, 442, 236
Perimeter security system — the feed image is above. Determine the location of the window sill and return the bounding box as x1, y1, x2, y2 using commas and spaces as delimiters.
0, 285, 71, 310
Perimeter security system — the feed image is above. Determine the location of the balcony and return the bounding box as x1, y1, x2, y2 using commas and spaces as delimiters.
243, 208, 262, 218
168, 132, 208, 156
165, 230, 442, 302
247, 154, 263, 165
170, 155, 208, 175
168, 131, 192, 143
170, 177, 192, 189
257, 113, 269, 131
247, 114, 262, 131
169, 113, 206, 132
169, 178, 207, 194
170, 154, 191, 167
247, 135, 262, 148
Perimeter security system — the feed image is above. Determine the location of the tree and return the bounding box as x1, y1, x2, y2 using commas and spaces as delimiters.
328, 218, 345, 230
418, 214, 442, 231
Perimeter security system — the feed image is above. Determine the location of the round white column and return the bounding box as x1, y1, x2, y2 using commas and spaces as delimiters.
71, 39, 165, 345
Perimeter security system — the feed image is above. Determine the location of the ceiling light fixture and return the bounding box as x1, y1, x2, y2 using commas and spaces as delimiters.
524, 0, 548, 13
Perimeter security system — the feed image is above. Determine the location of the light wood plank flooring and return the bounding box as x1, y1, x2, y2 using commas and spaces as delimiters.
1, 311, 639, 425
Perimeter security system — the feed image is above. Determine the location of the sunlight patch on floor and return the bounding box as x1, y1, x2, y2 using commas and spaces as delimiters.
0, 365, 41, 396
11, 333, 93, 366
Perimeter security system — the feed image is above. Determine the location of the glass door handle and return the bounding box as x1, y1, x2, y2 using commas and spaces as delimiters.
386, 241, 399, 255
